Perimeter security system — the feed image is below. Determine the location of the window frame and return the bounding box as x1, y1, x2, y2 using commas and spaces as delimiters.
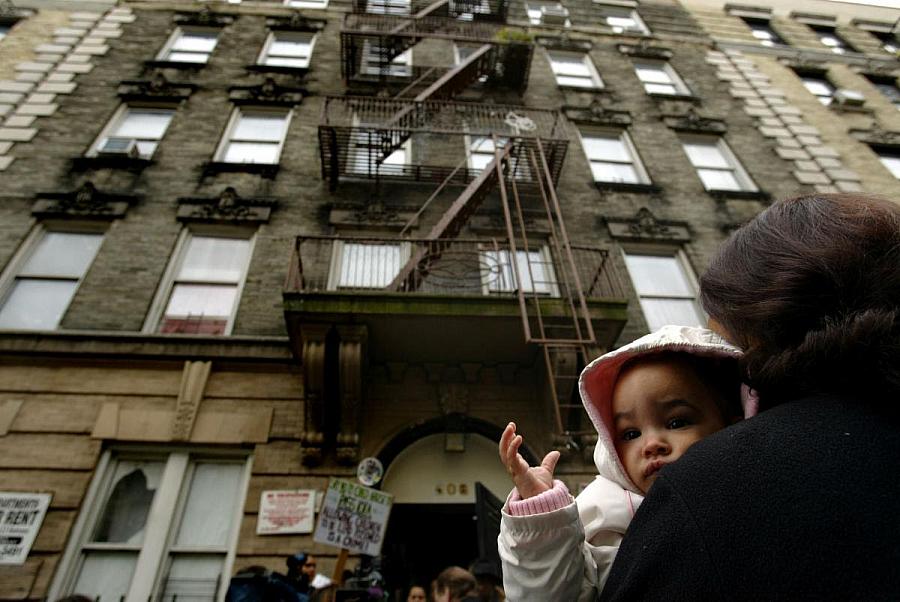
864, 74, 900, 109
257, 30, 317, 69
809, 24, 853, 54
86, 104, 177, 159
142, 228, 256, 336
213, 107, 292, 165
679, 134, 757, 193
157, 27, 220, 64
0, 224, 105, 331
622, 248, 705, 332
327, 240, 412, 290
633, 59, 690, 96
284, 0, 329, 8
577, 127, 652, 186
873, 147, 900, 179
47, 448, 252, 602
525, 2, 571, 27
479, 245, 559, 297
546, 49, 604, 90
595, 4, 650, 35
798, 72, 836, 105
741, 17, 787, 47
360, 40, 412, 77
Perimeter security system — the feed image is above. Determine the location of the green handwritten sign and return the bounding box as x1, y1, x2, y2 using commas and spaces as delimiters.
313, 478, 393, 556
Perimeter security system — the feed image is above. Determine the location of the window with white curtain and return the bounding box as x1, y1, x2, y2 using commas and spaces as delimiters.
89, 106, 175, 158
633, 60, 689, 96
51, 452, 248, 602
152, 233, 253, 335
579, 129, 650, 185
0, 230, 103, 330
810, 25, 852, 54
680, 135, 756, 192
624, 252, 704, 331
480, 247, 557, 296
742, 17, 786, 47
547, 50, 603, 89
258, 31, 316, 68
361, 41, 412, 77
216, 108, 291, 164
596, 5, 649, 34
158, 28, 219, 63
331, 242, 409, 289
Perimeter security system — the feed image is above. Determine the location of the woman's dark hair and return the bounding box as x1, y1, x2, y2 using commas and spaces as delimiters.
435, 566, 477, 601
700, 193, 900, 409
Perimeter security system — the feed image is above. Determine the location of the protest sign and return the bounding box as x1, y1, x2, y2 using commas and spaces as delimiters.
0, 492, 51, 565
257, 489, 316, 535
313, 478, 392, 556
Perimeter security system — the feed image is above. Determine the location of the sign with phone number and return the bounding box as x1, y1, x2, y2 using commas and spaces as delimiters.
0, 492, 51, 565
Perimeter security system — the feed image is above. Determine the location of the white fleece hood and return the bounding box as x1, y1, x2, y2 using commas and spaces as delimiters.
578, 325, 749, 495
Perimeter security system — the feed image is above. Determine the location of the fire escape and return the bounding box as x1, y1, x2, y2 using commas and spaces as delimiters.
288, 0, 628, 464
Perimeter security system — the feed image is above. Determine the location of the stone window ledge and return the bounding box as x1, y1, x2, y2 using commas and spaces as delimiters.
594, 181, 660, 193
245, 64, 309, 77
707, 188, 770, 201
71, 155, 153, 172
202, 161, 280, 179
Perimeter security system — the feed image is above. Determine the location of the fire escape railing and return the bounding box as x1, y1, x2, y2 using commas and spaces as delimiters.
352, 0, 509, 22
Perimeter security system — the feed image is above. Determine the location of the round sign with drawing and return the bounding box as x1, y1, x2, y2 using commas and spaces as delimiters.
357, 457, 384, 487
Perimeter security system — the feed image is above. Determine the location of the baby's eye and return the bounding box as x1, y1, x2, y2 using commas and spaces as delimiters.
667, 417, 691, 429
621, 429, 640, 441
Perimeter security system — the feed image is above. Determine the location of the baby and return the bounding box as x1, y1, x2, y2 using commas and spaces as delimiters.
497, 325, 755, 601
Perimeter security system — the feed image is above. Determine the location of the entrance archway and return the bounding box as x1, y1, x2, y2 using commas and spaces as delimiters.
378, 418, 525, 598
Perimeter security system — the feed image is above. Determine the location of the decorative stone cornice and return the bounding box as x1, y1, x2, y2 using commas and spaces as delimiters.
564, 97, 631, 127
662, 106, 726, 134
229, 77, 306, 106
174, 6, 235, 28
850, 126, 900, 148
118, 72, 196, 102
177, 187, 276, 223
267, 12, 327, 32
779, 55, 829, 74
32, 182, 138, 219
605, 207, 691, 242
0, 0, 30, 23
617, 40, 673, 60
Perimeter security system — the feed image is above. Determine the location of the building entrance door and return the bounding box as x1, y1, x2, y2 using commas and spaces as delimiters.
379, 432, 510, 599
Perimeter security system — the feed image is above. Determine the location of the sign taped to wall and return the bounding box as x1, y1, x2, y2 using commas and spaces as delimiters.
257, 490, 317, 535
313, 478, 392, 556
0, 492, 51, 565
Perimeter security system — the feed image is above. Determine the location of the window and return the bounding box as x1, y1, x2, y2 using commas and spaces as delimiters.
0, 25, 9, 40
366, 0, 410, 14
624, 252, 704, 331
89, 106, 175, 159
865, 75, 900, 109
633, 60, 689, 96
871, 30, 899, 54
741, 17, 786, 47
361, 41, 412, 77
330, 242, 410, 289
596, 5, 649, 35
480, 247, 557, 295
216, 109, 290, 164
50, 451, 248, 601
680, 135, 756, 192
455, 45, 489, 82
579, 129, 650, 185
158, 28, 219, 63
875, 149, 900, 178
547, 50, 603, 89
258, 31, 315, 68
810, 25, 852, 54
285, 0, 329, 8
0, 231, 103, 330
799, 73, 835, 105
466, 136, 530, 180
349, 118, 410, 177
152, 233, 253, 335
450, 0, 491, 21
525, 2, 570, 27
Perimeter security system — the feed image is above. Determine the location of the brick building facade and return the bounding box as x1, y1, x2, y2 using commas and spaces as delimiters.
0, 0, 895, 600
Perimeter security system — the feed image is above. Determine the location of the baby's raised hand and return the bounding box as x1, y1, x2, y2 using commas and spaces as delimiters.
499, 422, 561, 499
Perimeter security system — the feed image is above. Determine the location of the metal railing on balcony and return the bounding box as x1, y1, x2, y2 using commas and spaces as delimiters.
318, 97, 569, 188
286, 236, 626, 301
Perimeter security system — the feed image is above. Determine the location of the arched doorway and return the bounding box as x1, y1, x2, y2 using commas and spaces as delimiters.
378, 418, 531, 598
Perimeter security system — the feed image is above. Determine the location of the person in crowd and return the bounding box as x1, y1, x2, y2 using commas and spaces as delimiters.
406, 584, 428, 602
433, 566, 480, 602
601, 193, 900, 599
469, 558, 505, 602
287, 552, 333, 599
498, 325, 752, 600
225, 565, 309, 602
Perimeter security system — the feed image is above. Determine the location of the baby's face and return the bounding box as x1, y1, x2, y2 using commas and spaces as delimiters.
611, 357, 728, 494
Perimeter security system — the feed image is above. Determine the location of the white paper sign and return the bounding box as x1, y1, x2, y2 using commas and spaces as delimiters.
313, 478, 393, 556
257, 490, 316, 535
0, 492, 51, 565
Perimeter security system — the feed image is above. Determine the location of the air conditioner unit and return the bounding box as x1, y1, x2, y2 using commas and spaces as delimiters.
833, 89, 865, 107
97, 137, 141, 158
541, 5, 570, 24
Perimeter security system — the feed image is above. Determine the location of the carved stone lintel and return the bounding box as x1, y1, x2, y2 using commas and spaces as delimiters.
606, 207, 692, 242
616, 40, 673, 60
171, 361, 212, 442
118, 71, 196, 102
268, 12, 327, 32
229, 77, 306, 106
328, 202, 420, 230
0, 0, 29, 23
300, 324, 329, 467
564, 97, 632, 127
779, 54, 828, 74
177, 187, 276, 223
536, 34, 592, 52
175, 6, 234, 28
32, 181, 137, 219
850, 126, 900, 148
336, 324, 367, 467
663, 106, 726, 134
